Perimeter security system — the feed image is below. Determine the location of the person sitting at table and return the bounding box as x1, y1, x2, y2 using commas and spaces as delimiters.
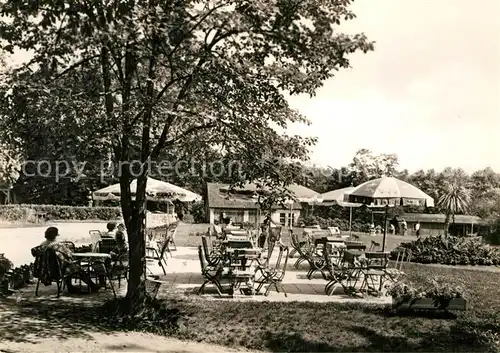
102, 222, 117, 238
117, 223, 126, 234
39, 227, 100, 293
110, 231, 128, 260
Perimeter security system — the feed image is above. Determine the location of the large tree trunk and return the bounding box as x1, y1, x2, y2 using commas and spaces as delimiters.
122, 172, 148, 310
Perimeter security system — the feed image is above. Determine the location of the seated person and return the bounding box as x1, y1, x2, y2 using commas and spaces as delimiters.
117, 223, 126, 234
39, 227, 101, 293
110, 231, 128, 260
102, 222, 117, 238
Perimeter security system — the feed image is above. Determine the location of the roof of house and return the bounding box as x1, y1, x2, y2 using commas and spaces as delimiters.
206, 182, 308, 210
400, 213, 483, 224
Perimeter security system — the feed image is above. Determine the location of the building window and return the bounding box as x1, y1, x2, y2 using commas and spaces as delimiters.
279, 213, 286, 225
288, 213, 295, 227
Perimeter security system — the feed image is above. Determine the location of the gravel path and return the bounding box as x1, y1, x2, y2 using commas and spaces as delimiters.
0, 296, 259, 353
0, 332, 257, 353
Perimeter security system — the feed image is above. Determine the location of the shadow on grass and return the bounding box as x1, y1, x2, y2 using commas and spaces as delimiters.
1, 295, 498, 353
0, 296, 182, 345
260, 313, 496, 352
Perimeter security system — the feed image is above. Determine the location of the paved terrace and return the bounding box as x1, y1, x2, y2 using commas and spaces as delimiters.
153, 247, 391, 304
16, 246, 390, 305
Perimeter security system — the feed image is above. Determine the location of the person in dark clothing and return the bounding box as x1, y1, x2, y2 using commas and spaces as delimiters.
39, 227, 100, 293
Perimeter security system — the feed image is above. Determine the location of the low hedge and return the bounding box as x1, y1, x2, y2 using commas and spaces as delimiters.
394, 235, 500, 266
300, 216, 371, 233
0, 204, 122, 221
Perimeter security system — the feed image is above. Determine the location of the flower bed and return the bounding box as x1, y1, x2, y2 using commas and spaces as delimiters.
392, 235, 500, 266
387, 277, 467, 311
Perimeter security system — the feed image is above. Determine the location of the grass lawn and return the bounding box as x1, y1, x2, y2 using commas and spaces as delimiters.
167, 223, 415, 252
151, 225, 500, 352
159, 264, 499, 352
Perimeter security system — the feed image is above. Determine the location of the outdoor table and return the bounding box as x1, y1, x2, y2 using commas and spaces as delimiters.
71, 253, 114, 294
226, 230, 248, 236
73, 253, 112, 259
224, 247, 261, 296
226, 234, 250, 241
315, 236, 346, 246
222, 238, 253, 249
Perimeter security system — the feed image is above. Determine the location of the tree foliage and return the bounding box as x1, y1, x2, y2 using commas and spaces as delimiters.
0, 0, 374, 306
348, 148, 399, 185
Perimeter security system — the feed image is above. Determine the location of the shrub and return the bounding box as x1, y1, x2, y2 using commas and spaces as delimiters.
394, 235, 500, 266
0, 254, 13, 277
189, 201, 206, 223
74, 244, 93, 253
0, 204, 122, 221
483, 219, 500, 246
182, 213, 195, 223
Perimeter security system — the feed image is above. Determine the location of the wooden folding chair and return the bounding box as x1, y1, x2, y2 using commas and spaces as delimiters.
145, 246, 167, 275
32, 246, 70, 297
385, 247, 412, 283
304, 246, 328, 280
324, 245, 351, 295
361, 252, 390, 294
290, 231, 309, 268
197, 245, 224, 296
255, 244, 289, 297
368, 240, 381, 252
201, 235, 221, 267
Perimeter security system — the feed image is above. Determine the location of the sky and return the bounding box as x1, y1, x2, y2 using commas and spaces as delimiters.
5, 0, 500, 174
286, 0, 500, 173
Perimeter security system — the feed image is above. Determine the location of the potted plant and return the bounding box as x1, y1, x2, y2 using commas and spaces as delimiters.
0, 254, 13, 295
387, 277, 467, 311
0, 254, 13, 280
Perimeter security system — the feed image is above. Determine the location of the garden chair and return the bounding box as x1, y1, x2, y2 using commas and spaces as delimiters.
255, 244, 289, 297
197, 245, 224, 296
368, 240, 381, 252
324, 245, 352, 295
31, 246, 70, 297
304, 245, 328, 280
145, 276, 163, 298
145, 245, 167, 275
156, 225, 178, 261
96, 238, 118, 254
166, 223, 178, 251
384, 247, 412, 283
86, 258, 117, 297
360, 252, 390, 294
109, 253, 129, 288
89, 230, 102, 244
290, 231, 309, 268
201, 235, 221, 267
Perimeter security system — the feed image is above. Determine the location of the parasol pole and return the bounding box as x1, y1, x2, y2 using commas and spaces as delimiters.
382, 204, 388, 252
349, 206, 352, 237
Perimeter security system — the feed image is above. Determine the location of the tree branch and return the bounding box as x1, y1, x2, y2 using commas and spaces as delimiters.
50, 54, 100, 83
164, 123, 216, 148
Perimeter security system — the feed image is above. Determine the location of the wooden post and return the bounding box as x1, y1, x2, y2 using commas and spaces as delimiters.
382, 205, 388, 252
349, 206, 352, 237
